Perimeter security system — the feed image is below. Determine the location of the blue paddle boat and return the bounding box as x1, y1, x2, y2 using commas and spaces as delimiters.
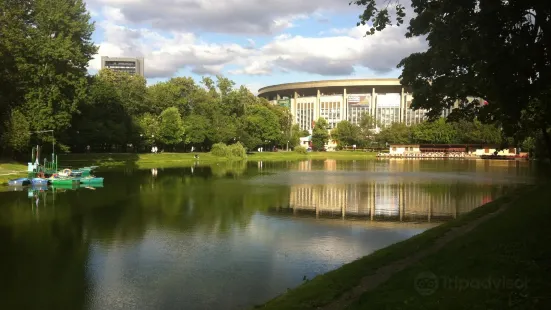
8, 178, 30, 186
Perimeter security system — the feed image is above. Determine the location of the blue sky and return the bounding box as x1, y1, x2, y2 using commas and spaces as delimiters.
85, 0, 426, 93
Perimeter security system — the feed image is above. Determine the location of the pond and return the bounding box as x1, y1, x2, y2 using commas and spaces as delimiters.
0, 159, 535, 310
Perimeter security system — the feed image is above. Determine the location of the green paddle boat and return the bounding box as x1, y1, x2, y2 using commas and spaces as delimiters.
79, 176, 104, 184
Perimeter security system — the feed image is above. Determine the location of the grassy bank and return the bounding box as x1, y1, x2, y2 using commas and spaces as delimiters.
258, 185, 550, 309
57, 151, 377, 169
0, 162, 27, 185
1, 151, 376, 183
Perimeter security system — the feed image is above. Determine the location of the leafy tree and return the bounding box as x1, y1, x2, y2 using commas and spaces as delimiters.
353, 0, 551, 158
332, 120, 360, 147
146, 77, 199, 116
376, 122, 412, 145
451, 120, 502, 145
412, 118, 457, 144
289, 124, 302, 148
19, 0, 97, 149
138, 113, 160, 147
269, 105, 293, 148
159, 107, 185, 148
312, 118, 330, 151
2, 109, 30, 153
97, 69, 147, 116
216, 75, 235, 98
184, 114, 210, 148
71, 76, 130, 151
239, 105, 280, 150
0, 0, 32, 141
358, 113, 378, 145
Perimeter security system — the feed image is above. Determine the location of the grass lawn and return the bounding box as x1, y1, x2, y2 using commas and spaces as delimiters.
0, 162, 27, 185
257, 185, 550, 309
57, 151, 377, 169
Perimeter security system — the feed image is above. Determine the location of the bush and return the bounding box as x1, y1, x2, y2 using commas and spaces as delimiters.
228, 142, 247, 158
211, 142, 247, 158
294, 146, 308, 154
211, 143, 230, 157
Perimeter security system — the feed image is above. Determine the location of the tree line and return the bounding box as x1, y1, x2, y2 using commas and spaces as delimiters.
1, 0, 548, 159
0, 0, 305, 156
352, 0, 551, 160
309, 115, 541, 155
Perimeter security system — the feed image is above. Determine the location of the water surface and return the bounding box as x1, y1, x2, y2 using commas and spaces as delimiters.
0, 159, 534, 309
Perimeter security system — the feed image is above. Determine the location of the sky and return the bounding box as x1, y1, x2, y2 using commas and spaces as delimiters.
85, 0, 427, 94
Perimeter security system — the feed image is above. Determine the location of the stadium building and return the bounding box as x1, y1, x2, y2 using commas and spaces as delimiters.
257, 78, 460, 131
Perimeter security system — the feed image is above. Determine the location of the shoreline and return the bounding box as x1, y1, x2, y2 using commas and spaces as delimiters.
0, 152, 376, 184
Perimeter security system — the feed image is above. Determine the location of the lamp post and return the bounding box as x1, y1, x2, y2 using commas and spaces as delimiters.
287, 140, 289, 151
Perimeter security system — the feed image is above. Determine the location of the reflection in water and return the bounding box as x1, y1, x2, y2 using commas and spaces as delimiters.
280, 182, 501, 222
0, 160, 535, 310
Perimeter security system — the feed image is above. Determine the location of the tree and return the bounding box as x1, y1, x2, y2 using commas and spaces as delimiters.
412, 118, 457, 144
312, 118, 330, 151
184, 114, 209, 148
332, 120, 360, 147
353, 0, 551, 158
0, 0, 32, 144
269, 105, 293, 148
9, 0, 97, 150
289, 124, 302, 148
138, 113, 160, 147
159, 107, 185, 148
2, 109, 30, 153
239, 105, 280, 150
71, 76, 130, 151
358, 113, 378, 145
97, 69, 147, 116
376, 122, 412, 145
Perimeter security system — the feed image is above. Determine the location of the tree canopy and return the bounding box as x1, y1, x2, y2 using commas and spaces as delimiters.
352, 0, 551, 158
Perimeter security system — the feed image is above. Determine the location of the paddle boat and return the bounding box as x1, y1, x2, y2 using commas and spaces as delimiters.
74, 166, 99, 177
49, 171, 80, 186
31, 178, 50, 186
79, 176, 104, 184
51, 183, 80, 190
8, 178, 30, 186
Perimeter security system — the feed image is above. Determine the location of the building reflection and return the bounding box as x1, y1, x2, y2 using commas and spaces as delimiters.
277, 181, 500, 223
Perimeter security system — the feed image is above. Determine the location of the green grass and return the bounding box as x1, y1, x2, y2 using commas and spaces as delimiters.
1, 151, 376, 183
346, 184, 550, 310
257, 186, 532, 309
0, 162, 27, 185
57, 151, 377, 169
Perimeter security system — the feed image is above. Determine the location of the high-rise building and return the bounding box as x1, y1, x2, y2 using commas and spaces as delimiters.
100, 56, 145, 76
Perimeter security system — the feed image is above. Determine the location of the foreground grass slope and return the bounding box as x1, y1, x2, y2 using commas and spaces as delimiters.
258, 185, 550, 309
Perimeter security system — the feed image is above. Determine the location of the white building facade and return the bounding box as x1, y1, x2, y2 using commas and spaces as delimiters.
258, 79, 467, 131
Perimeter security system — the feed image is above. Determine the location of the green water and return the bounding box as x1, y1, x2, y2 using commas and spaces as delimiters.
0, 159, 535, 310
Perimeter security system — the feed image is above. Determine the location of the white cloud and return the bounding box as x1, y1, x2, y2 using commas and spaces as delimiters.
90, 22, 426, 78
87, 0, 427, 79
86, 0, 353, 35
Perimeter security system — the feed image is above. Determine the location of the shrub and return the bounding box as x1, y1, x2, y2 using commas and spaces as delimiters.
228, 142, 247, 158
294, 146, 308, 154
211, 142, 247, 158
211, 143, 230, 157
